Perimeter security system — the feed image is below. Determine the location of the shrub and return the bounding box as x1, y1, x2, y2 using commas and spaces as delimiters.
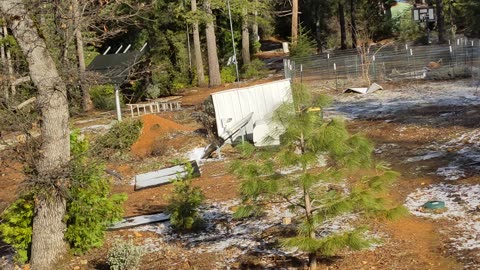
289, 27, 316, 63
145, 84, 161, 100
65, 131, 127, 254
241, 59, 269, 80
90, 85, 118, 110
0, 132, 128, 263
221, 66, 237, 83
94, 119, 143, 157
0, 196, 34, 264
167, 163, 205, 232
426, 65, 472, 80
107, 239, 144, 270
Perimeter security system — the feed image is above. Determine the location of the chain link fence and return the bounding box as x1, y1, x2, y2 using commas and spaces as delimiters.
284, 38, 480, 86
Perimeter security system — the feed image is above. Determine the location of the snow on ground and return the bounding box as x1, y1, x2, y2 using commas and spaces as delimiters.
405, 184, 480, 266
327, 81, 480, 181
325, 81, 480, 121
327, 81, 480, 267
132, 199, 362, 267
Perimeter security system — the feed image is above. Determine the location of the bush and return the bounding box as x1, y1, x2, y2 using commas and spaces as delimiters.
107, 239, 144, 270
65, 131, 127, 254
94, 119, 143, 157
289, 27, 316, 63
90, 85, 118, 110
0, 132, 128, 263
0, 196, 34, 264
425, 65, 472, 80
167, 163, 205, 232
221, 66, 237, 83
145, 84, 161, 100
241, 59, 269, 80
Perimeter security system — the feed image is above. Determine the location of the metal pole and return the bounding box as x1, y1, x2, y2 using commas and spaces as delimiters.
227, 0, 240, 85
115, 85, 122, 122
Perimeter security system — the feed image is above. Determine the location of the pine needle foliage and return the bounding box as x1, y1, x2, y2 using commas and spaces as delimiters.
65, 131, 127, 254
231, 83, 406, 269
167, 162, 205, 232
0, 131, 127, 262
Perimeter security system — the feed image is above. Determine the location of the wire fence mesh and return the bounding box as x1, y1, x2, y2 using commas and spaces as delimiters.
284, 37, 480, 87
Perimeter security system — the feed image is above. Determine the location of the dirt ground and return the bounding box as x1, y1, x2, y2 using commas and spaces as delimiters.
1, 78, 479, 270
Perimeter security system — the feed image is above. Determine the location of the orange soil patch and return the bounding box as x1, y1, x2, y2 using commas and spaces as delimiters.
131, 114, 194, 158
0, 159, 24, 211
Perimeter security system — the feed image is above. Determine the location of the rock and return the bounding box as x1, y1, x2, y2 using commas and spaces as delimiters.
362, 261, 368, 265
80, 259, 88, 265
73, 266, 80, 270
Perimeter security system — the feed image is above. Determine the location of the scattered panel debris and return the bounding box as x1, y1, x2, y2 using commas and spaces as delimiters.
109, 212, 170, 230
344, 83, 383, 94
134, 161, 200, 190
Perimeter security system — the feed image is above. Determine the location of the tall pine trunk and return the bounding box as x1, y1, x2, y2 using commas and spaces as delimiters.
291, 0, 298, 44
339, 3, 347, 50
1, 22, 7, 101
350, 0, 357, 48
204, 0, 221, 87
73, 0, 93, 112
191, 0, 206, 86
0, 1, 70, 270
1, 22, 15, 100
436, 0, 446, 44
241, 10, 250, 65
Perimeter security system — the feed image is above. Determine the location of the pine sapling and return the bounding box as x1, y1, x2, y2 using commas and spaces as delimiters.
231, 83, 406, 270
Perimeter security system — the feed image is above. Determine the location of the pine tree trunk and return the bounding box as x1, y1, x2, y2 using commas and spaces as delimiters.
300, 131, 317, 270
305, 191, 317, 270
241, 11, 251, 65
1, 22, 7, 101
1, 23, 15, 99
252, 9, 259, 50
350, 0, 357, 48
204, 0, 221, 87
191, 0, 206, 87
436, 0, 446, 44
291, 0, 299, 44
339, 3, 347, 50
1, 1, 70, 270
73, 0, 93, 112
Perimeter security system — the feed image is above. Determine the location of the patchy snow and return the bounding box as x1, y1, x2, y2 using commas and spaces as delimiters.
131, 199, 368, 266
326, 81, 480, 121
80, 124, 112, 133
185, 147, 206, 162
404, 151, 445, 163
405, 184, 480, 252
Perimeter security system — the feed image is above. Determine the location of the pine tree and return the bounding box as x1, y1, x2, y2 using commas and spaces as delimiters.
231, 83, 406, 270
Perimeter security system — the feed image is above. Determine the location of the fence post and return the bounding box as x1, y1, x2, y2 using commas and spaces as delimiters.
334, 62, 338, 91
372, 55, 376, 81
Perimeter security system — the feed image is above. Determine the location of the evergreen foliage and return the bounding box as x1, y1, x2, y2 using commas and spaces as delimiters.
289, 27, 317, 63
231, 83, 406, 269
221, 66, 237, 83
65, 131, 127, 254
93, 119, 143, 158
0, 196, 34, 264
167, 162, 205, 232
0, 131, 128, 262
241, 58, 269, 79
90, 85, 117, 110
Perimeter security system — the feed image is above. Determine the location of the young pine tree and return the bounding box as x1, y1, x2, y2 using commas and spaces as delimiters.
230, 83, 406, 270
